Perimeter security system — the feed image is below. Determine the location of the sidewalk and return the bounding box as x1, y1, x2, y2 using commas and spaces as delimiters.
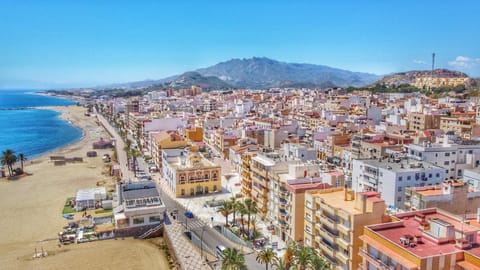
164, 219, 211, 270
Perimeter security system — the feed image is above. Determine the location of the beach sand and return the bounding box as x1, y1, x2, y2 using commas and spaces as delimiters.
0, 105, 170, 270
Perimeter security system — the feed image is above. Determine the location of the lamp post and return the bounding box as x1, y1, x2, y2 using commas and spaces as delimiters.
200, 226, 206, 262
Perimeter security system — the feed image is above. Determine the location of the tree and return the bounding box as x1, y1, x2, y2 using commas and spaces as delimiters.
221, 247, 247, 270
217, 201, 232, 227
230, 197, 239, 225
294, 246, 314, 270
256, 248, 276, 270
307, 254, 330, 270
130, 149, 140, 177
244, 198, 257, 238
1, 149, 17, 176
237, 202, 247, 234
18, 153, 27, 171
272, 257, 289, 270
283, 241, 298, 269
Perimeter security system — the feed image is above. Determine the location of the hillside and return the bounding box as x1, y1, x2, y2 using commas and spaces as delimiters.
195, 57, 379, 88
374, 69, 472, 87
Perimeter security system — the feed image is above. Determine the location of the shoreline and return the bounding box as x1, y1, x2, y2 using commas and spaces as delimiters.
0, 105, 170, 270
27, 106, 87, 164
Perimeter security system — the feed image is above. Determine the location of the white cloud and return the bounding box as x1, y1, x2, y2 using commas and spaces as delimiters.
448, 56, 480, 68
413, 59, 428, 65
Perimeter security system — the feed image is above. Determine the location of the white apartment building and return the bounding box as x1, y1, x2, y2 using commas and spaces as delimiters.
352, 159, 446, 209
405, 140, 480, 179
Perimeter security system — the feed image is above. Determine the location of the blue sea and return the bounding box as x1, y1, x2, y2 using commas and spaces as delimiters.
0, 90, 82, 159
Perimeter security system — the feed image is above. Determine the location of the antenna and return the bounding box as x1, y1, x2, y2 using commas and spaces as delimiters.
431, 53, 436, 76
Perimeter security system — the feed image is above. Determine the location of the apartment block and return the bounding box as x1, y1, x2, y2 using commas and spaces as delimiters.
352, 159, 445, 209
359, 208, 480, 270
405, 181, 480, 215
304, 188, 386, 270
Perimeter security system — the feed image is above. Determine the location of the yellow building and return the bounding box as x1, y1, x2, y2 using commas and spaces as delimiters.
412, 76, 469, 89
186, 126, 203, 142
150, 131, 187, 171
304, 188, 386, 270
240, 152, 257, 197
162, 149, 221, 198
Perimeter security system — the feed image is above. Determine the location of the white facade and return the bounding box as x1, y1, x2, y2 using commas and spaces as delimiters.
352, 159, 445, 209
406, 142, 480, 179
143, 117, 187, 133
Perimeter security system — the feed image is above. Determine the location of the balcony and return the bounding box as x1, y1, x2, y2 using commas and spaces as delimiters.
336, 250, 349, 264
251, 165, 268, 178
359, 248, 391, 270
320, 203, 336, 216
337, 222, 351, 234
321, 214, 338, 230
279, 198, 288, 208
318, 240, 336, 258
337, 236, 351, 250
318, 227, 335, 243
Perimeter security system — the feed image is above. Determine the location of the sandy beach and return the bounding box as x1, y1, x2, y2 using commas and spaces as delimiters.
0, 105, 169, 269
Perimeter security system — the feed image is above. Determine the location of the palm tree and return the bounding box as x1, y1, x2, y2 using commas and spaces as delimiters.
307, 254, 330, 270
130, 149, 140, 177
272, 257, 289, 270
294, 246, 314, 270
217, 201, 232, 227
1, 149, 17, 176
256, 248, 276, 270
230, 197, 238, 225
237, 202, 247, 234
221, 247, 247, 270
283, 241, 298, 269
18, 153, 27, 171
244, 198, 257, 238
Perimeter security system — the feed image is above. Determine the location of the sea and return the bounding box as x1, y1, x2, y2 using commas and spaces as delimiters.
0, 90, 82, 159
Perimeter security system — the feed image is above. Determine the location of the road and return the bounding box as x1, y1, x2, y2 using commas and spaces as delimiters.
95, 111, 133, 180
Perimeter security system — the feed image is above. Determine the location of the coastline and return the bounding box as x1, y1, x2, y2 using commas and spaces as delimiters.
0, 105, 170, 270
27, 106, 87, 164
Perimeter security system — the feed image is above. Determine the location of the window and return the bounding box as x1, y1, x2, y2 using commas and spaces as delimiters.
149, 216, 161, 223
398, 176, 403, 181
445, 153, 450, 157
428, 173, 432, 178
398, 187, 402, 192
407, 176, 411, 180
444, 161, 449, 165
436, 173, 440, 177
133, 217, 144, 225
397, 196, 402, 202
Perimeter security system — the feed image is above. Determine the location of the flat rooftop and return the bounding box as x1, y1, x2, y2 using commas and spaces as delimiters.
360, 159, 441, 173
308, 189, 383, 215
367, 209, 480, 258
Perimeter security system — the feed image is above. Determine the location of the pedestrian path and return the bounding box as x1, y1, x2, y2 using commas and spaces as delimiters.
164, 219, 211, 270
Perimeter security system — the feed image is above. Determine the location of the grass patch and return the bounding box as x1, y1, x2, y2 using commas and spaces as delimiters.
62, 197, 75, 214
95, 209, 113, 214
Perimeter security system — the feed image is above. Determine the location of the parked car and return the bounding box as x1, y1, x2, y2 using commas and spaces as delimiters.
185, 211, 194, 218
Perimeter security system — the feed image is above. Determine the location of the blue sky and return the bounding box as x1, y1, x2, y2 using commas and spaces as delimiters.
1, 1, 479, 89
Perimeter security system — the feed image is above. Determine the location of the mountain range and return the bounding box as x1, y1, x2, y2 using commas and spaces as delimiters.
101, 57, 380, 90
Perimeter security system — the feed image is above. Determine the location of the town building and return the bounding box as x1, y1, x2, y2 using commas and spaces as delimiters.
352, 158, 445, 209
304, 188, 386, 270
359, 208, 480, 270
162, 149, 221, 197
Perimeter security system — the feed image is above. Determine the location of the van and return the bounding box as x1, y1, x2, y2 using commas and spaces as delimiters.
216, 245, 226, 259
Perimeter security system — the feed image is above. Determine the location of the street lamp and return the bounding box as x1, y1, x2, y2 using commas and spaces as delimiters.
200, 225, 207, 262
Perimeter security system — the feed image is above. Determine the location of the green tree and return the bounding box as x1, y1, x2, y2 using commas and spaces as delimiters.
256, 248, 276, 270
230, 197, 239, 226
237, 202, 247, 234
1, 149, 17, 176
272, 256, 289, 270
307, 254, 330, 270
130, 149, 140, 177
217, 201, 232, 227
244, 198, 257, 238
18, 153, 27, 171
221, 248, 247, 270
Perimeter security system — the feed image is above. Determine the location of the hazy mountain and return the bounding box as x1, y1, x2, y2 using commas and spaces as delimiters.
194, 57, 380, 88
162, 71, 234, 90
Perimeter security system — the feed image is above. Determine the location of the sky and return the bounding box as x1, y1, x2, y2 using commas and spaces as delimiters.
1, 0, 480, 89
